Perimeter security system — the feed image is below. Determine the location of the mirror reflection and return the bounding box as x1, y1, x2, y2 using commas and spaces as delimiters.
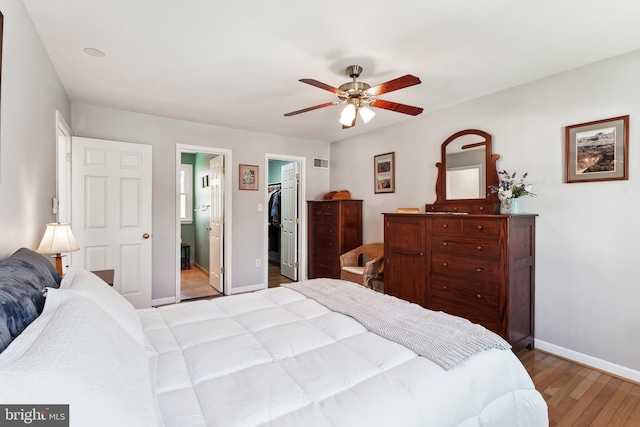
445, 134, 487, 200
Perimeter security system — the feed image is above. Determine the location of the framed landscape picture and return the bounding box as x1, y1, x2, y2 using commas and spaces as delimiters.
565, 115, 629, 183
239, 164, 259, 190
374, 152, 395, 193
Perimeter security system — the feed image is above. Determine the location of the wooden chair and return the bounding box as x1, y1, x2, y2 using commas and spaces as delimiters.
339, 243, 384, 289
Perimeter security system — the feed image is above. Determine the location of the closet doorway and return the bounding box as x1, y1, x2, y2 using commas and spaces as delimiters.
265, 154, 306, 288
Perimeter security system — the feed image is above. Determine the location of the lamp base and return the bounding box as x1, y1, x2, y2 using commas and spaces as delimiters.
52, 254, 65, 277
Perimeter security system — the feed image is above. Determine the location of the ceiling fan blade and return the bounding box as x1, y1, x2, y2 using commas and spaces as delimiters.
299, 79, 346, 95
367, 75, 421, 96
284, 102, 337, 117
370, 99, 424, 116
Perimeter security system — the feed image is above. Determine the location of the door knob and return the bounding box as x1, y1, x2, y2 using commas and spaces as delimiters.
142, 233, 150, 239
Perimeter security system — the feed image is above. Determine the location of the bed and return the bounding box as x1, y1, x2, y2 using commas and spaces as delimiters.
0, 248, 548, 426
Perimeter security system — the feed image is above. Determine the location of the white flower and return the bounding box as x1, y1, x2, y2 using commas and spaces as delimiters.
498, 188, 513, 200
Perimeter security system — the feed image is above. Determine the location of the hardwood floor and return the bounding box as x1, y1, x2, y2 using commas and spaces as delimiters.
180, 266, 221, 300
180, 262, 292, 300
518, 349, 640, 426
268, 262, 293, 288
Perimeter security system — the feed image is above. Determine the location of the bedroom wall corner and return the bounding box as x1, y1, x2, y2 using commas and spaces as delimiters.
0, 0, 71, 258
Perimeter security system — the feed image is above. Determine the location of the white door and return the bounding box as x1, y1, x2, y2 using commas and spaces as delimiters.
71, 137, 153, 308
280, 162, 298, 280
209, 156, 224, 293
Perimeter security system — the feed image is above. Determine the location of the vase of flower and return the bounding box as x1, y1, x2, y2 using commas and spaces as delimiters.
499, 195, 512, 214
510, 198, 521, 214
490, 170, 535, 214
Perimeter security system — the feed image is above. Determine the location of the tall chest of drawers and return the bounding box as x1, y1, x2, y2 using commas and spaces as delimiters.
383, 213, 536, 351
308, 200, 362, 279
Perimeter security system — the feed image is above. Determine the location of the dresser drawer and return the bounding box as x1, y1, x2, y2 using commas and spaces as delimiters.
310, 263, 338, 279
430, 252, 500, 282
310, 214, 338, 226
311, 237, 339, 254
311, 223, 338, 237
312, 202, 339, 215
430, 217, 463, 234
461, 218, 500, 237
430, 237, 500, 260
430, 275, 499, 332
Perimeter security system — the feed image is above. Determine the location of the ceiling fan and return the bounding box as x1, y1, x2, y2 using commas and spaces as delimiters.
284, 65, 424, 129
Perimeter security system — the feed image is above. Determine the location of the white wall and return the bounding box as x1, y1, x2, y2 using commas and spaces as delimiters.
0, 0, 71, 257
71, 103, 330, 300
330, 49, 640, 377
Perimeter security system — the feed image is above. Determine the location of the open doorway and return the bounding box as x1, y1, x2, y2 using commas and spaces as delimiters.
176, 144, 233, 302
265, 154, 307, 288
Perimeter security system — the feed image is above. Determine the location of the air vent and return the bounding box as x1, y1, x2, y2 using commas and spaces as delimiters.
313, 158, 329, 169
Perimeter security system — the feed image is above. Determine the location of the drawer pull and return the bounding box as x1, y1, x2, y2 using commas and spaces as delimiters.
479, 206, 485, 211
443, 242, 448, 246
476, 294, 482, 299
477, 246, 482, 250
476, 267, 483, 272
443, 224, 448, 228
442, 286, 448, 290
477, 225, 483, 230
443, 262, 448, 267
453, 207, 459, 211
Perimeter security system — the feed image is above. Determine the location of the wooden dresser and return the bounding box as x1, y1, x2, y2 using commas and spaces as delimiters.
308, 200, 362, 279
383, 212, 536, 351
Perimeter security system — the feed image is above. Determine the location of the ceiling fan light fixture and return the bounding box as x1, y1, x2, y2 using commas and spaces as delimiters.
339, 103, 356, 126
359, 106, 375, 124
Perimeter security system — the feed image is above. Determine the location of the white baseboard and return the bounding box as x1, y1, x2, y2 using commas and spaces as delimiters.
228, 283, 265, 295
535, 339, 640, 383
152, 296, 176, 307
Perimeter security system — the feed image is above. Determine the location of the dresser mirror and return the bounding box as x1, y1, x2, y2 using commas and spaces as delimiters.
428, 129, 500, 213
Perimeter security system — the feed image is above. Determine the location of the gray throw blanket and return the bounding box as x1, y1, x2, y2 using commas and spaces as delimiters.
282, 279, 510, 370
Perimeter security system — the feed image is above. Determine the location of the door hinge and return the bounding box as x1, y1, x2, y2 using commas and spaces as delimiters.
295, 218, 300, 224
221, 217, 225, 224
295, 173, 300, 180
220, 267, 225, 274
294, 262, 299, 268
220, 166, 225, 174
66, 153, 72, 162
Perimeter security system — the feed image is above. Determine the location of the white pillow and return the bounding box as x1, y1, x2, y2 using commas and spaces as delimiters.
60, 267, 145, 347
0, 288, 160, 427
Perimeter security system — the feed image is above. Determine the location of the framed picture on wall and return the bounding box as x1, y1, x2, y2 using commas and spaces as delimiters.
374, 152, 395, 194
239, 164, 259, 190
565, 115, 629, 183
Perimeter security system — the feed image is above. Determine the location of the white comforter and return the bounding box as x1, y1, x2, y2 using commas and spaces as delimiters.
140, 282, 548, 427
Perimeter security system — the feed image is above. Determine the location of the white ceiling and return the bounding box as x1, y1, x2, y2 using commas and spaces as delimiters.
22, 0, 640, 143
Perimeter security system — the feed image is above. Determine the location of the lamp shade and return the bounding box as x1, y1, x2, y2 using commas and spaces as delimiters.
339, 103, 357, 126
358, 106, 376, 123
37, 222, 79, 255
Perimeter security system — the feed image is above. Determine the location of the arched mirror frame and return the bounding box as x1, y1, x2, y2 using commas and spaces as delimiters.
426, 129, 501, 214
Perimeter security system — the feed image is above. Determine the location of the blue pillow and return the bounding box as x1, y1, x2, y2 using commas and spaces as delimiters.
0, 248, 62, 352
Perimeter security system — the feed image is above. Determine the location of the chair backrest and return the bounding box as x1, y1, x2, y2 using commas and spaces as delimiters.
357, 243, 384, 260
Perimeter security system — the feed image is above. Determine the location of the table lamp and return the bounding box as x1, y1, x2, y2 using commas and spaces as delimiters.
37, 222, 80, 276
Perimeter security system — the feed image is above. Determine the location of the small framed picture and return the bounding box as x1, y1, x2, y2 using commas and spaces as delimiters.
239, 164, 259, 190
565, 115, 629, 183
374, 152, 395, 194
